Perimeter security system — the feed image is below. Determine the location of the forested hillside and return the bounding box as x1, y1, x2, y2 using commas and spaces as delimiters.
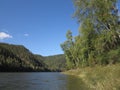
44, 54, 66, 71
0, 43, 46, 72
0, 43, 66, 72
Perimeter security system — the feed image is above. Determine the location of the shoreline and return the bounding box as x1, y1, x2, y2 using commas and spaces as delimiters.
62, 64, 120, 90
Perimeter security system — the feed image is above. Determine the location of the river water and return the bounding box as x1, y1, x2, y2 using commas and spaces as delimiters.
0, 72, 89, 90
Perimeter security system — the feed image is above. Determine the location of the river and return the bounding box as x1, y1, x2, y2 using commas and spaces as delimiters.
0, 72, 89, 90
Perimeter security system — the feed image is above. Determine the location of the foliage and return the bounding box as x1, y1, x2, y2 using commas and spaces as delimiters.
0, 43, 66, 72
0, 43, 46, 72
64, 64, 120, 90
44, 54, 66, 71
61, 0, 120, 68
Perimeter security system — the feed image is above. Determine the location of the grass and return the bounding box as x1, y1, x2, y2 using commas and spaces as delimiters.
63, 64, 120, 90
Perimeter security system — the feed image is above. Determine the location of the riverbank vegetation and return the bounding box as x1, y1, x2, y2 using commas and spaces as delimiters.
61, 0, 120, 68
61, 0, 120, 89
64, 64, 120, 90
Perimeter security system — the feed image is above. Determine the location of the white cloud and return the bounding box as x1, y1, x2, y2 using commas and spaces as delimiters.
0, 32, 12, 40
24, 33, 29, 36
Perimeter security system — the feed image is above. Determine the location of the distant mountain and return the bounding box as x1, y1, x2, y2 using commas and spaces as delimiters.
44, 54, 66, 71
0, 43, 46, 72
0, 43, 66, 72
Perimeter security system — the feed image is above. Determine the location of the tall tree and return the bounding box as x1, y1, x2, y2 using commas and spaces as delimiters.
61, 0, 120, 68
61, 30, 75, 69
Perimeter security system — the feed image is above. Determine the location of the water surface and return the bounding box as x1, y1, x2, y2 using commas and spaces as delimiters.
0, 72, 89, 90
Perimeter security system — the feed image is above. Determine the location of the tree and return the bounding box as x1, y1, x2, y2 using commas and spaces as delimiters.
61, 0, 120, 68
74, 0, 120, 65
61, 30, 75, 69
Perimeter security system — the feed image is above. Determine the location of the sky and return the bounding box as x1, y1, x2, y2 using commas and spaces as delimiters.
0, 0, 79, 56
0, 0, 120, 56
117, 0, 120, 21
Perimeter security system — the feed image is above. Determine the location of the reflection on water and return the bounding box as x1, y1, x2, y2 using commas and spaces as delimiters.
0, 72, 89, 90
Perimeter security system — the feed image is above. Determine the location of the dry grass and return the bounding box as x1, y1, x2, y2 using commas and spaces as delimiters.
63, 64, 120, 90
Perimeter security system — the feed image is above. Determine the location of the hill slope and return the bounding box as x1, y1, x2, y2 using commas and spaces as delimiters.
0, 43, 46, 72
44, 54, 66, 71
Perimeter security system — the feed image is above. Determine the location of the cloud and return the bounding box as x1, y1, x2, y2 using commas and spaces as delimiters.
0, 32, 12, 40
24, 33, 29, 37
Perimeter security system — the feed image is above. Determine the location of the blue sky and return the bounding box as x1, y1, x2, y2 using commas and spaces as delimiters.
117, 0, 120, 20
0, 0, 120, 56
0, 0, 79, 56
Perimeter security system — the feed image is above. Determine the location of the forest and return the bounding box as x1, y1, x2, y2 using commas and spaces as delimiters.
0, 43, 47, 72
0, 43, 66, 72
61, 0, 120, 69
44, 54, 66, 71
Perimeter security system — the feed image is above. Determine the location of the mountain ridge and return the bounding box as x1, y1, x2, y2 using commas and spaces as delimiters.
0, 42, 66, 72
0, 43, 46, 72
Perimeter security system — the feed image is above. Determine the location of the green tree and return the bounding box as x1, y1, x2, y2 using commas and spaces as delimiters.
74, 0, 120, 65
61, 30, 75, 69
61, 0, 120, 68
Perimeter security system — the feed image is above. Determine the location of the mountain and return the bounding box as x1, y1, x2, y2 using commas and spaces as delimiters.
0, 43, 66, 72
0, 43, 46, 72
44, 54, 66, 71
